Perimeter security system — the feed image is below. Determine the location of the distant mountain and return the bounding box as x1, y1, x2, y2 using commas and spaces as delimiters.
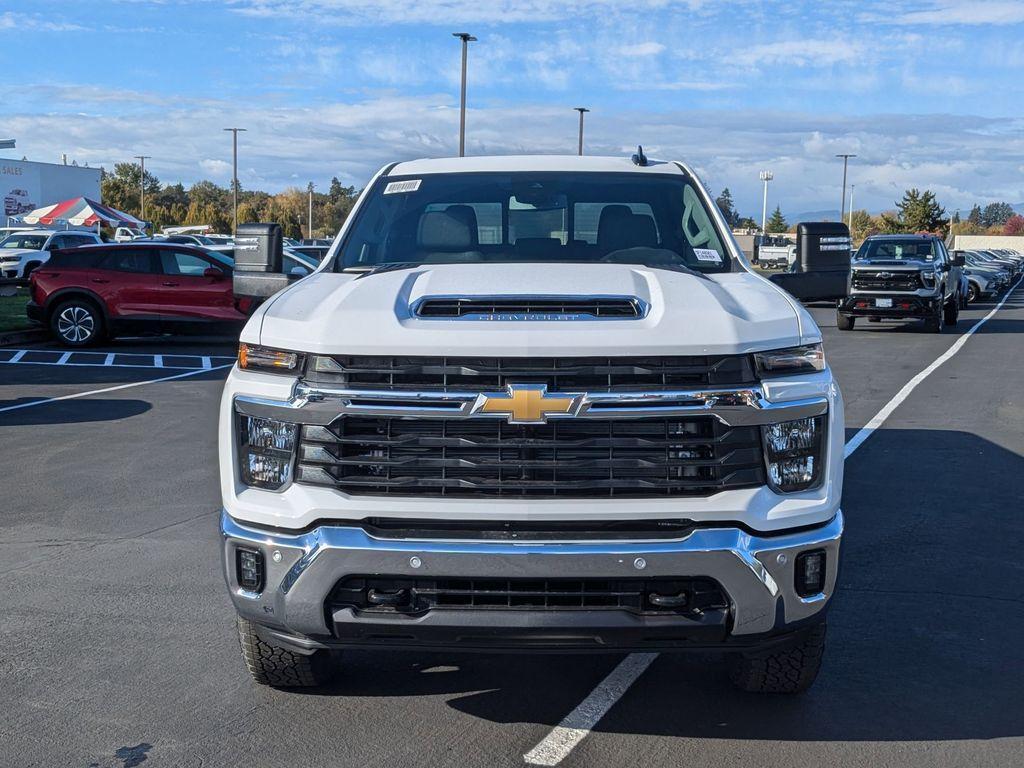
791, 209, 842, 222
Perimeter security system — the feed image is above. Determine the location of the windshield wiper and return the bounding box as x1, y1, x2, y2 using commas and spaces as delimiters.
345, 262, 420, 279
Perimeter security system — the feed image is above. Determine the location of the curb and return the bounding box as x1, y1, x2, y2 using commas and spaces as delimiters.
0, 328, 49, 347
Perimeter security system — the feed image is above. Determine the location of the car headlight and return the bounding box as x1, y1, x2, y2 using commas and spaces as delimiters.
762, 415, 826, 493
753, 344, 825, 377
238, 343, 305, 374
920, 269, 936, 287
237, 413, 298, 490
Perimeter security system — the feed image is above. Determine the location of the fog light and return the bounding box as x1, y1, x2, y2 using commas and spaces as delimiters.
795, 550, 826, 597
236, 548, 264, 592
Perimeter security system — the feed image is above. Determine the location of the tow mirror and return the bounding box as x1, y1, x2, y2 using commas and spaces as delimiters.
951, 251, 966, 267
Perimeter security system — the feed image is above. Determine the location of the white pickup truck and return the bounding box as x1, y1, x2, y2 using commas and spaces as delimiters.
219, 154, 845, 694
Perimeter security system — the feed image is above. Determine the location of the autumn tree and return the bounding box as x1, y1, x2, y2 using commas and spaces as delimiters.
1003, 215, 1024, 236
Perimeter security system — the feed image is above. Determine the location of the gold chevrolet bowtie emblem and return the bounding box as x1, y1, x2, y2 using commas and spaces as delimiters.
474, 384, 582, 424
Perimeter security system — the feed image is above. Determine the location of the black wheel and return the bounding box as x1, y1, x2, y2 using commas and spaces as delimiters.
836, 313, 855, 331
730, 622, 827, 694
49, 298, 104, 347
924, 306, 943, 333
237, 618, 338, 688
967, 282, 979, 304
943, 297, 959, 327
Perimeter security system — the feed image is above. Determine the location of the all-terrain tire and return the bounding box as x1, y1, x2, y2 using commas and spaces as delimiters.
836, 313, 855, 331
237, 617, 337, 688
924, 307, 943, 333
730, 622, 827, 694
943, 297, 959, 327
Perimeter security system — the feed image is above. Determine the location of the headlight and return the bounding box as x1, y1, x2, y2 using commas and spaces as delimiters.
238, 343, 305, 374
762, 415, 825, 493
920, 269, 936, 287
753, 344, 825, 377
238, 413, 298, 490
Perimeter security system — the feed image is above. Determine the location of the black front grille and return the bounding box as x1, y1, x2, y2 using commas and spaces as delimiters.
415, 297, 642, 318
306, 355, 758, 391
296, 415, 766, 497
330, 576, 728, 615
851, 270, 923, 291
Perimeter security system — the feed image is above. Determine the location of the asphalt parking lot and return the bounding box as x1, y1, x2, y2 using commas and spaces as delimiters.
2, 292, 1023, 768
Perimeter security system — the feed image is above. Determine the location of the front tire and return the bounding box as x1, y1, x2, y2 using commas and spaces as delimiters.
730, 622, 827, 694
50, 298, 104, 347
836, 312, 855, 331
237, 618, 338, 688
943, 297, 959, 327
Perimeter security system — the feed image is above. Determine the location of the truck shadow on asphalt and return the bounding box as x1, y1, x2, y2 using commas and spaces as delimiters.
301, 427, 1023, 744
0, 398, 152, 425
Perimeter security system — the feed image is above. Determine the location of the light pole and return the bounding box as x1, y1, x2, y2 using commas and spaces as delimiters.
759, 170, 773, 233
452, 32, 476, 157
836, 153, 856, 223
223, 127, 247, 235
848, 184, 855, 229
134, 155, 150, 221
574, 107, 590, 156
307, 182, 315, 239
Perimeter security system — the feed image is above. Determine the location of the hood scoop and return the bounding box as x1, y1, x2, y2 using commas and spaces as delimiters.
413, 295, 647, 320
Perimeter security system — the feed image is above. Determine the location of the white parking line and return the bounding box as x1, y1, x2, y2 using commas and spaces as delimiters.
0, 349, 235, 371
523, 274, 1024, 766
0, 364, 233, 414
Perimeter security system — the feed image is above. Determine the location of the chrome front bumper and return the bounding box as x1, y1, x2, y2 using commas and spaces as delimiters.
221, 509, 842, 645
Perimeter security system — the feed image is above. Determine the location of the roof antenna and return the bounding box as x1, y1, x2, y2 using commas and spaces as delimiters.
631, 145, 648, 166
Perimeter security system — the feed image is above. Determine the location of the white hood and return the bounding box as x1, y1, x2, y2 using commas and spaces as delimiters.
250, 263, 809, 356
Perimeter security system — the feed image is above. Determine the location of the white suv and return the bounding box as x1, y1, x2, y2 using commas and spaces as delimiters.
0, 229, 101, 278
219, 154, 845, 693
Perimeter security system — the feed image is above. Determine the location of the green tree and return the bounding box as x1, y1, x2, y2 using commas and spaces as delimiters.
715, 188, 740, 228
848, 209, 873, 241
100, 162, 160, 216
893, 188, 946, 233
766, 205, 787, 233
967, 204, 982, 226
981, 202, 1015, 228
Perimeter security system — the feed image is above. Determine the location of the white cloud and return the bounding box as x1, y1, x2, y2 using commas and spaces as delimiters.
0, 11, 87, 32
885, 1, 1024, 26
734, 39, 865, 68
616, 42, 666, 57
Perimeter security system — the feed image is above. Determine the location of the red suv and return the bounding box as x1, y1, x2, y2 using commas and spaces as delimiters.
27, 243, 251, 346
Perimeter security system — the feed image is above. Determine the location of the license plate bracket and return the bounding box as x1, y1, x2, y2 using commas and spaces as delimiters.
875, 298, 893, 308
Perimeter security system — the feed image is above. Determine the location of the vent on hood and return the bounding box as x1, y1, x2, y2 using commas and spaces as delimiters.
414, 295, 646, 320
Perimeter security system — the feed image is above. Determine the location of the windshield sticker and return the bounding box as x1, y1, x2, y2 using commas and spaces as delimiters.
693, 248, 722, 263
384, 179, 422, 194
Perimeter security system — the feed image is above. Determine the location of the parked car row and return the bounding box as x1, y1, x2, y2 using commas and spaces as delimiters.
24, 241, 320, 346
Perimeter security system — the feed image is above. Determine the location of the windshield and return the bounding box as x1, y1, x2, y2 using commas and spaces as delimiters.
855, 239, 935, 262
1, 233, 46, 250
334, 171, 732, 273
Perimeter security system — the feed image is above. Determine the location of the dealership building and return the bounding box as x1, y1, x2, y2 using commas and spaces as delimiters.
2, 158, 101, 222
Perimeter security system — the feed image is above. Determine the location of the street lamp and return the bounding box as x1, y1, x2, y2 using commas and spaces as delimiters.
847, 184, 855, 229
135, 155, 151, 221
574, 107, 590, 156
452, 32, 476, 157
307, 182, 315, 239
223, 127, 247, 235
759, 170, 773, 233
836, 153, 856, 222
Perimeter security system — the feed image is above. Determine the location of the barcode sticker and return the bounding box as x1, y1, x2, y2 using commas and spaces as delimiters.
693, 248, 722, 263
384, 179, 422, 194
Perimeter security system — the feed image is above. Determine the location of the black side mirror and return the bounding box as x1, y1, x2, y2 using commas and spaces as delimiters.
951, 251, 966, 267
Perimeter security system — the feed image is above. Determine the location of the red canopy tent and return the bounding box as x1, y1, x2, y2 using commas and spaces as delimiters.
14, 197, 145, 229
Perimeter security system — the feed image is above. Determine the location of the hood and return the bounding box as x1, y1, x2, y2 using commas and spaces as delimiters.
251, 263, 808, 356
0, 248, 39, 260
852, 259, 931, 270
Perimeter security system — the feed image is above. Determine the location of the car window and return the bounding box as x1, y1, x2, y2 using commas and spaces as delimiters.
99, 249, 158, 273
160, 250, 212, 276
1, 233, 46, 249
574, 203, 658, 245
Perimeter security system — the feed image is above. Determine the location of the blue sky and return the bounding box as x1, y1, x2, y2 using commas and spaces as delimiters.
5, 0, 1024, 218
